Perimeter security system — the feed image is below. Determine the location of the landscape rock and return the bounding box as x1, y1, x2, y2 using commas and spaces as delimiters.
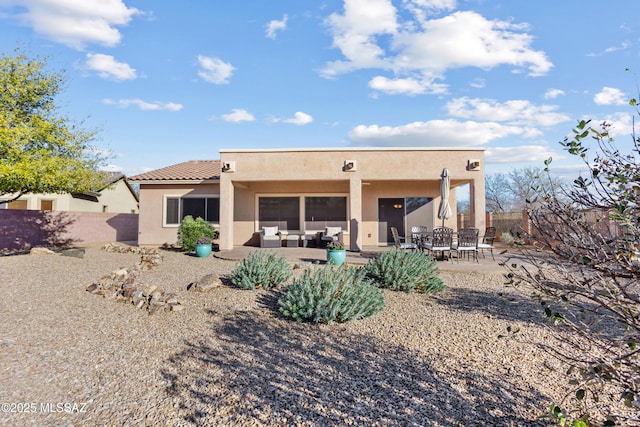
30, 247, 55, 255
59, 248, 85, 258
86, 246, 175, 314
189, 273, 222, 292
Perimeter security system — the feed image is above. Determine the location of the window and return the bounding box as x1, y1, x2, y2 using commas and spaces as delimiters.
7, 200, 27, 210
258, 197, 299, 230
165, 196, 219, 226
304, 196, 347, 230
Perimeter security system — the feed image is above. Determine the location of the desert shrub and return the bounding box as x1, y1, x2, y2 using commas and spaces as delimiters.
505, 117, 640, 425
500, 232, 515, 246
364, 249, 445, 293
278, 265, 385, 323
178, 215, 217, 252
229, 251, 292, 290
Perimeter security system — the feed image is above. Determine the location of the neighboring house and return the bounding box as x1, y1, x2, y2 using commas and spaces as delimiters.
0, 172, 139, 214
130, 148, 486, 251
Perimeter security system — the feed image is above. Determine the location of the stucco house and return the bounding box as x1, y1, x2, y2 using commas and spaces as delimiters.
0, 172, 139, 213
130, 147, 486, 251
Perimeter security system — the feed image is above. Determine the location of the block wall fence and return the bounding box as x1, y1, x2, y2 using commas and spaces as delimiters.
0, 210, 138, 251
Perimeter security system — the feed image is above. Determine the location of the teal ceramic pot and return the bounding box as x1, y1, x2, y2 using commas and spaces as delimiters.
326, 249, 346, 266
195, 243, 212, 258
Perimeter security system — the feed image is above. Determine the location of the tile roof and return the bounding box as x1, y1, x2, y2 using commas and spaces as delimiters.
129, 160, 221, 181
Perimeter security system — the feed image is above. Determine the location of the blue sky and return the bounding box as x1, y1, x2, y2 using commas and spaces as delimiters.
1, 0, 639, 178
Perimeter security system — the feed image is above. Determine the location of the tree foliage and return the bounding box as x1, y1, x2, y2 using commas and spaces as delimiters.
505, 115, 640, 425
0, 47, 107, 203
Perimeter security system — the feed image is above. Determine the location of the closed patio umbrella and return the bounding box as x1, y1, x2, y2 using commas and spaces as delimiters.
438, 168, 452, 227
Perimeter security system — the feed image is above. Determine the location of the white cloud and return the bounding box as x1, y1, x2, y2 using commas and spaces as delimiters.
284, 111, 313, 125
485, 145, 557, 163
469, 78, 486, 89
544, 88, 565, 99
269, 111, 314, 125
600, 112, 633, 138
84, 53, 136, 80
220, 109, 255, 123
587, 41, 631, 56
322, 3, 552, 93
101, 164, 123, 172
348, 119, 532, 147
266, 14, 288, 39
445, 97, 570, 127
102, 98, 183, 111
593, 87, 627, 106
368, 75, 447, 95
2, 0, 140, 49
197, 55, 235, 84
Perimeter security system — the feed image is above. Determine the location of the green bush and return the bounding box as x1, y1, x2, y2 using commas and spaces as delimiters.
364, 249, 445, 293
229, 251, 292, 290
178, 216, 217, 252
278, 265, 385, 323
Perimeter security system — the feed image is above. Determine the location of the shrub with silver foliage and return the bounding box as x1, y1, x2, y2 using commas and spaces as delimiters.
278, 265, 385, 323
364, 249, 445, 294
229, 251, 292, 290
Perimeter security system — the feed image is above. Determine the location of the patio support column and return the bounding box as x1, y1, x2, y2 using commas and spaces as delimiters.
469, 178, 486, 231
349, 176, 362, 252
219, 172, 234, 251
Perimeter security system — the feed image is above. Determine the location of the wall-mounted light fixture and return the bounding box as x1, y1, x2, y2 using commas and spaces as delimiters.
393, 203, 403, 209
467, 159, 481, 171
343, 160, 357, 172
222, 161, 236, 172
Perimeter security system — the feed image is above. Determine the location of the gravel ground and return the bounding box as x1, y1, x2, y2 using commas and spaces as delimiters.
0, 245, 567, 427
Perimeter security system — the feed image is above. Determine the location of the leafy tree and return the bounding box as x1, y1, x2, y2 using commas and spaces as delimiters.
505, 114, 640, 425
0, 47, 107, 204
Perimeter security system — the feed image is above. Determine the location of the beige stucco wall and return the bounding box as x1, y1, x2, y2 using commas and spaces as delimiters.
2, 180, 138, 213
136, 183, 219, 246
219, 148, 485, 251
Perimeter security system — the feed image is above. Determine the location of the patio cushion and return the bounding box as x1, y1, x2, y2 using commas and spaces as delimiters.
262, 226, 278, 237
325, 226, 341, 236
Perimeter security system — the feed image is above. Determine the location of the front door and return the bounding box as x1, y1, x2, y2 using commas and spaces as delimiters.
378, 198, 405, 244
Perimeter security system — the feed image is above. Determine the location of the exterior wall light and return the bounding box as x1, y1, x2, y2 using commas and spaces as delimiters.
343, 160, 357, 172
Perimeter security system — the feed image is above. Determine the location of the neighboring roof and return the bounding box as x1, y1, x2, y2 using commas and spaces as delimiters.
74, 171, 140, 202
129, 160, 221, 183
219, 147, 486, 153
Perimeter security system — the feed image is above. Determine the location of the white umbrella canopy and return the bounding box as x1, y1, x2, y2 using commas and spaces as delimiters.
437, 168, 452, 227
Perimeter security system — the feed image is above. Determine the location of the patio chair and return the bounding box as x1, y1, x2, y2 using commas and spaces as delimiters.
390, 226, 418, 250
452, 228, 479, 262
259, 226, 282, 248
477, 226, 496, 261
424, 226, 453, 260
321, 226, 343, 247
410, 225, 429, 247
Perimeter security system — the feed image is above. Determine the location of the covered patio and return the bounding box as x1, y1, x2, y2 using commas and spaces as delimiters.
218, 147, 486, 252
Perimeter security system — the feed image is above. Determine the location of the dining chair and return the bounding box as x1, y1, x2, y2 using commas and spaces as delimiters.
424, 226, 453, 260
452, 228, 479, 262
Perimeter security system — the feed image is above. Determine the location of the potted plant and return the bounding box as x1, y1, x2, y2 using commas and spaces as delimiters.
326, 240, 346, 266
195, 236, 212, 258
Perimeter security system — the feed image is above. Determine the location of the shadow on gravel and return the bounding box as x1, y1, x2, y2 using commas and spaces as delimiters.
433, 287, 547, 327
162, 310, 551, 426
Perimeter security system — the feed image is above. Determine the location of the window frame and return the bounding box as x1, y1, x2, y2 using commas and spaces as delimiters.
163, 194, 220, 227
255, 193, 349, 233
